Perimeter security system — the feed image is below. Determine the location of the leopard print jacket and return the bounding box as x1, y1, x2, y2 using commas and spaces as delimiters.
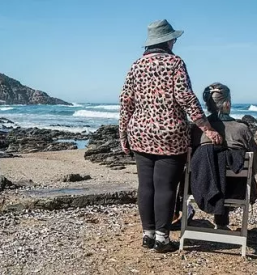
119, 53, 205, 155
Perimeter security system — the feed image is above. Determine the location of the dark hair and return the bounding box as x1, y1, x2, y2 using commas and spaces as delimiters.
203, 83, 231, 114
145, 42, 171, 52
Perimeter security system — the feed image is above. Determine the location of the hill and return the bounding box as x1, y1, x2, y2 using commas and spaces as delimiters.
0, 73, 71, 105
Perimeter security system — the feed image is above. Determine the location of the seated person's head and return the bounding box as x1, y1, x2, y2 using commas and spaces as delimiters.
203, 83, 231, 114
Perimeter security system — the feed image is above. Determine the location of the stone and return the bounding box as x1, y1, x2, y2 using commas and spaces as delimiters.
241, 115, 257, 136
109, 166, 126, 170
84, 125, 136, 167
242, 115, 257, 124
61, 174, 92, 182
0, 176, 17, 191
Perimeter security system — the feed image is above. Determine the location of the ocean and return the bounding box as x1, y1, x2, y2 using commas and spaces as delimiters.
0, 103, 257, 133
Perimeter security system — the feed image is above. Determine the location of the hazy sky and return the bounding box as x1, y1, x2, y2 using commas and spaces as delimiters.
1, 0, 257, 104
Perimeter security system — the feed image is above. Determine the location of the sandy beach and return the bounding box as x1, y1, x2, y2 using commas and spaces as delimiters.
0, 149, 138, 188
1, 149, 257, 274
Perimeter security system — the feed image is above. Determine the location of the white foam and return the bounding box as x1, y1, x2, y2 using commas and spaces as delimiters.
91, 105, 120, 110
248, 105, 257, 111
73, 110, 119, 119
229, 114, 244, 119
0, 107, 14, 111
71, 103, 84, 107
13, 121, 92, 133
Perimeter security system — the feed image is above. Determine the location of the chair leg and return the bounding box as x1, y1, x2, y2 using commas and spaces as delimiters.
180, 151, 191, 251
241, 240, 246, 257
180, 194, 189, 251
241, 180, 250, 257
241, 205, 248, 237
179, 237, 184, 251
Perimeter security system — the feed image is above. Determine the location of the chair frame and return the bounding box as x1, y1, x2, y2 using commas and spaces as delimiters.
179, 148, 254, 257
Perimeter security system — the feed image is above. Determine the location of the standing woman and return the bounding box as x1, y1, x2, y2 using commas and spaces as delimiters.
119, 19, 222, 252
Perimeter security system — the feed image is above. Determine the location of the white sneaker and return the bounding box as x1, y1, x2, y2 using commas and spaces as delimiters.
214, 224, 230, 230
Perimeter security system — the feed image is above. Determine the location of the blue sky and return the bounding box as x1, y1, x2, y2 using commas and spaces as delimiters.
0, 0, 256, 104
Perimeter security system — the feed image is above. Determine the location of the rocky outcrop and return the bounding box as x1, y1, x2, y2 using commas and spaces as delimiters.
241, 115, 257, 139
0, 118, 88, 155
0, 73, 71, 105
84, 125, 135, 167
0, 176, 16, 191
4, 127, 88, 154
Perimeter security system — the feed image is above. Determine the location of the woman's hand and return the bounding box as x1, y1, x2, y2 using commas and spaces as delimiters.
194, 117, 223, 145
205, 129, 223, 145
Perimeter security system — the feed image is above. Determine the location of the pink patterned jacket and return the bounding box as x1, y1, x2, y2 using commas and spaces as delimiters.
119, 53, 206, 155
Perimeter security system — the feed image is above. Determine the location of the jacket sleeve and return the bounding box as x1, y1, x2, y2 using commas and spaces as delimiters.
173, 59, 205, 122
119, 66, 135, 143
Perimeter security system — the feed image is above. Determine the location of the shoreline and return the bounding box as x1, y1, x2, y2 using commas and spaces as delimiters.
0, 148, 138, 189
0, 149, 138, 211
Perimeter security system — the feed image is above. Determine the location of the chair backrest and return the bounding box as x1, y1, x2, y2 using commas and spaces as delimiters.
226, 152, 254, 180
186, 148, 254, 179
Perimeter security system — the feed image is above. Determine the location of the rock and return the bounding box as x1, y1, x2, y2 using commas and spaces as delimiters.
61, 174, 92, 182
0, 117, 15, 124
241, 115, 257, 141
242, 115, 257, 124
0, 151, 19, 158
0, 176, 17, 191
84, 125, 135, 166
0, 125, 88, 153
110, 166, 126, 170
0, 73, 71, 105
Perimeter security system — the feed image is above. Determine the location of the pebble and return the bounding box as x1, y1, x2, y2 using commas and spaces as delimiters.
0, 202, 257, 274
0, 204, 136, 274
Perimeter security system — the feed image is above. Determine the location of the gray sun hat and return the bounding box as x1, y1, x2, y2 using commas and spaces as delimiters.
144, 19, 184, 47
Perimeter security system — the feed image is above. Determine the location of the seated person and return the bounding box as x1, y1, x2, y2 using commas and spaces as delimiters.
190, 82, 257, 229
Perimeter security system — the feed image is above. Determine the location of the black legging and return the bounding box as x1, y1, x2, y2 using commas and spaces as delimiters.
134, 151, 186, 233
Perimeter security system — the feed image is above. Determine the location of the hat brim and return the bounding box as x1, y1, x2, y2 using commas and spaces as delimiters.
144, 30, 184, 47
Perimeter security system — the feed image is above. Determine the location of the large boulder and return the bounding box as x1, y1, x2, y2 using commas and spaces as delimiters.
84, 125, 135, 166
241, 115, 257, 142
0, 176, 16, 191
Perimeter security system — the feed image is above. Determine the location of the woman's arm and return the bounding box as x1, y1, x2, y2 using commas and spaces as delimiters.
173, 59, 222, 144
119, 66, 135, 154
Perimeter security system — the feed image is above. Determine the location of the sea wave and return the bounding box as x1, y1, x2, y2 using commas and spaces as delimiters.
73, 110, 119, 119
229, 114, 244, 119
91, 105, 120, 110
70, 103, 84, 107
248, 105, 257, 111
0, 107, 14, 111
9, 120, 93, 133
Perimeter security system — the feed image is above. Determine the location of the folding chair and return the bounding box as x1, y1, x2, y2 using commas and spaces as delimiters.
179, 148, 254, 257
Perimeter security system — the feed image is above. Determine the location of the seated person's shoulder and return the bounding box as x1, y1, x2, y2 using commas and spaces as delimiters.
232, 119, 253, 134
